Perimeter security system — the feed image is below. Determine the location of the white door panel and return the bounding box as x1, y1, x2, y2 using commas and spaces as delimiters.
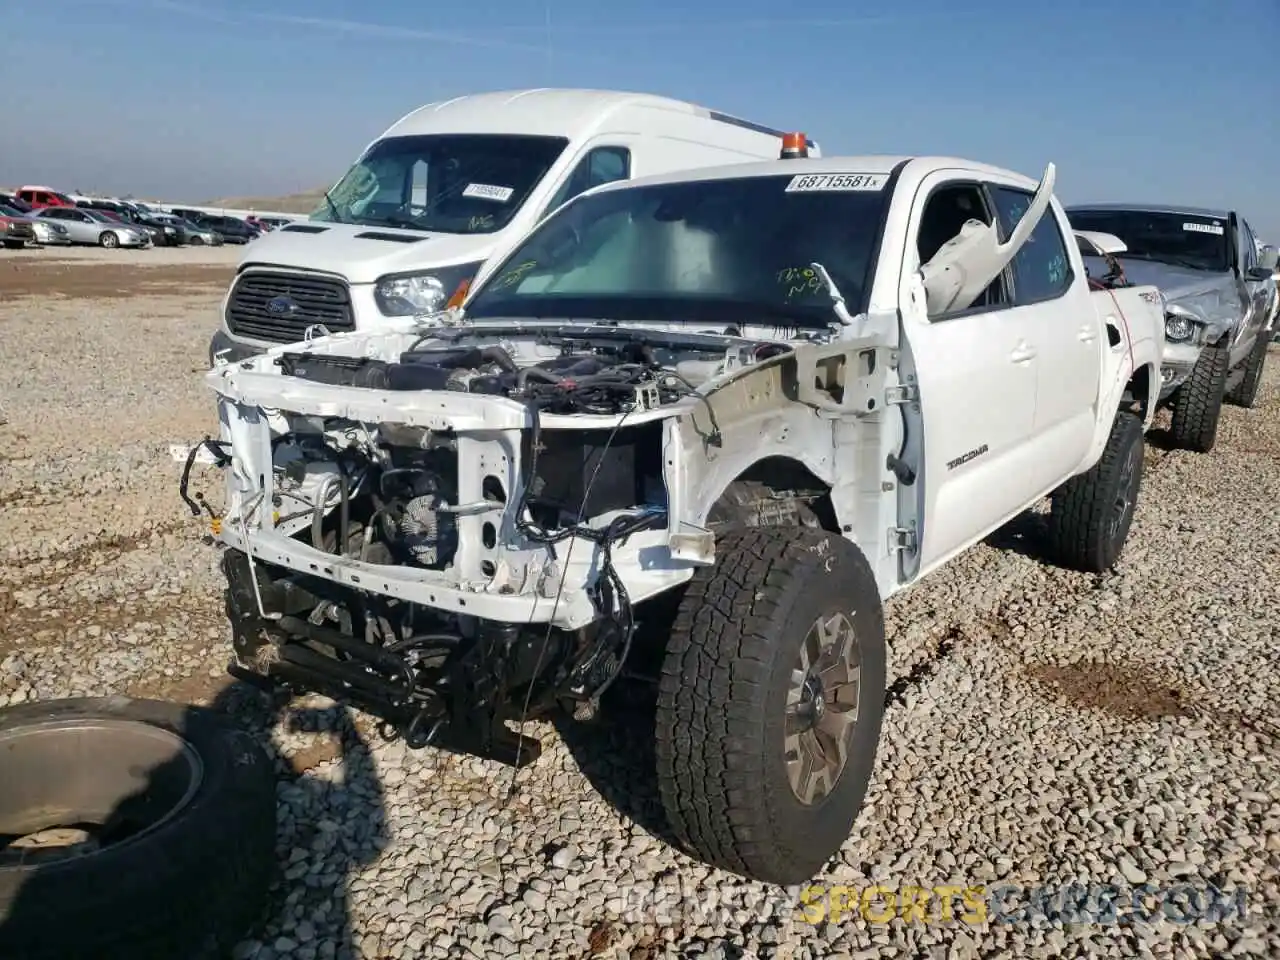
906, 308, 1038, 570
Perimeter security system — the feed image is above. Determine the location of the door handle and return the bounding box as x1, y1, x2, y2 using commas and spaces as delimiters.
1078, 324, 1097, 343
1010, 343, 1037, 363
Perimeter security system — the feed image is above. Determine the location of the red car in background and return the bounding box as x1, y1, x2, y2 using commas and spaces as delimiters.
16, 185, 76, 209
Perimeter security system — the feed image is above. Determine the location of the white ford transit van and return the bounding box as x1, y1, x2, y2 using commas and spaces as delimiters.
209, 88, 820, 362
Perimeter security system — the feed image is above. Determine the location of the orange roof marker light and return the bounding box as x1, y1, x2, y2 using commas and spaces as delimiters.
445, 277, 471, 311
780, 132, 809, 160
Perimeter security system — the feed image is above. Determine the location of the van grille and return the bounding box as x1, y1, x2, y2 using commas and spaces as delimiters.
225, 271, 354, 343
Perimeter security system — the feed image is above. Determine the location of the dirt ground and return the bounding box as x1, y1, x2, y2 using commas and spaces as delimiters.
0, 244, 239, 299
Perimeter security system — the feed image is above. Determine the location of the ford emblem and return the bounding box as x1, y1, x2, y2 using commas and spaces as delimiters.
266, 296, 298, 315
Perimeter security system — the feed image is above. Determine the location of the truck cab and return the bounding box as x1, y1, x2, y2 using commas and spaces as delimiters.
208, 88, 820, 364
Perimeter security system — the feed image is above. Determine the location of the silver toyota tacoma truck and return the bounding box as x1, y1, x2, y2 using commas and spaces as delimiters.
1067, 203, 1277, 453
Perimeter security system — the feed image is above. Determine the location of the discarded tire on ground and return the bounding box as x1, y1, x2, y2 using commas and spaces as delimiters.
0, 696, 277, 960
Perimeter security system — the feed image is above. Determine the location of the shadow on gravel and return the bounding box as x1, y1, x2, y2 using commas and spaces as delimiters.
554, 681, 686, 856
1142, 427, 1180, 451
213, 681, 390, 959
983, 508, 1050, 561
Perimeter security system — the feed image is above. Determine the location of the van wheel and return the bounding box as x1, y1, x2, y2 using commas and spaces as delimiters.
98, 231, 119, 249
1169, 344, 1229, 452
0, 696, 277, 959
1224, 334, 1268, 409
655, 527, 886, 886
1047, 411, 1143, 573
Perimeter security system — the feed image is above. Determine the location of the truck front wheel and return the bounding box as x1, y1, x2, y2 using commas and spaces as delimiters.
1169, 343, 1229, 452
655, 527, 886, 886
1047, 411, 1144, 573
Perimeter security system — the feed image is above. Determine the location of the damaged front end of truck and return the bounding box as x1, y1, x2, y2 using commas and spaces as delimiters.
177, 312, 881, 766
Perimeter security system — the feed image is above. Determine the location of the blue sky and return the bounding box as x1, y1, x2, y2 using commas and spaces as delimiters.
4, 0, 1279, 235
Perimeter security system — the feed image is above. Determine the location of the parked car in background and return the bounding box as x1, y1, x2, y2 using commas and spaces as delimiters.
1, 203, 71, 246
17, 185, 76, 209
30, 207, 151, 248
173, 217, 225, 246
188, 213, 258, 244
0, 192, 34, 214
0, 209, 37, 248
1067, 203, 1277, 452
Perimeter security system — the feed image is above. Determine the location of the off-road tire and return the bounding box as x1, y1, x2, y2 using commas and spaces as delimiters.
98, 231, 119, 249
0, 696, 277, 960
1224, 334, 1268, 409
655, 527, 886, 886
1046, 411, 1143, 573
1169, 343, 1229, 452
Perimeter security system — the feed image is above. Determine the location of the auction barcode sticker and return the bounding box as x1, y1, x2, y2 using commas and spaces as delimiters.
462, 183, 515, 203
785, 173, 888, 193
1183, 221, 1224, 235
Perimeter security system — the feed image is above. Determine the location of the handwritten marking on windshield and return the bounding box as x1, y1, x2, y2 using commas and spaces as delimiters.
777, 266, 823, 301
495, 260, 537, 290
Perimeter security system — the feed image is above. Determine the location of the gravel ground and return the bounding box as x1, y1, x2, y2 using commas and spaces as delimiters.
1, 250, 1278, 959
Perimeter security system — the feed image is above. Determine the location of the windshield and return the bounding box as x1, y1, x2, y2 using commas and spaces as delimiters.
466, 173, 891, 329
311, 133, 569, 235
1069, 209, 1231, 272
0, 205, 25, 218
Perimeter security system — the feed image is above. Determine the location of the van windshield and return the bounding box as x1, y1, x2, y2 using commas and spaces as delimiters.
466, 173, 892, 329
311, 133, 570, 235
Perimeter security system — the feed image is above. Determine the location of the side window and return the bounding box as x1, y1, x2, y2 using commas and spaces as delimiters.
989, 185, 1073, 304
544, 147, 631, 215
916, 182, 1007, 315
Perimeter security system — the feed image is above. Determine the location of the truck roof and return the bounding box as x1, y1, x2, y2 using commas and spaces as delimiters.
384, 87, 814, 147
1066, 201, 1231, 220
583, 155, 1044, 194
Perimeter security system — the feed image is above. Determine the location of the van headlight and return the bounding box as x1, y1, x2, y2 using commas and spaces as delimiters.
1164, 305, 1199, 343
374, 262, 482, 317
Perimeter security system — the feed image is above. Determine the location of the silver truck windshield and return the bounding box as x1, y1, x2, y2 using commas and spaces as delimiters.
1069, 209, 1232, 273
311, 133, 569, 235
466, 173, 891, 329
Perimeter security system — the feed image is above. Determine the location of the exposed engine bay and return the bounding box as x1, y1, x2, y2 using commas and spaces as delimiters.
270, 323, 792, 413
184, 322, 811, 765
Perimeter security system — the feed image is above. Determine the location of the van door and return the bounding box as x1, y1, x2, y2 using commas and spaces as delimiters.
897, 173, 1041, 574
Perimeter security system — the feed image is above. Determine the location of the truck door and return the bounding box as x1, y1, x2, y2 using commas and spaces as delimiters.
986, 183, 1102, 488
896, 174, 1042, 575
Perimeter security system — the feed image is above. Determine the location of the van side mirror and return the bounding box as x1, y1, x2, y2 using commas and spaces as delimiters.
1258, 244, 1278, 272
919, 162, 1056, 315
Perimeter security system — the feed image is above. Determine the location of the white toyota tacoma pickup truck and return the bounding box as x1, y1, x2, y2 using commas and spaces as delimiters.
180, 151, 1165, 886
